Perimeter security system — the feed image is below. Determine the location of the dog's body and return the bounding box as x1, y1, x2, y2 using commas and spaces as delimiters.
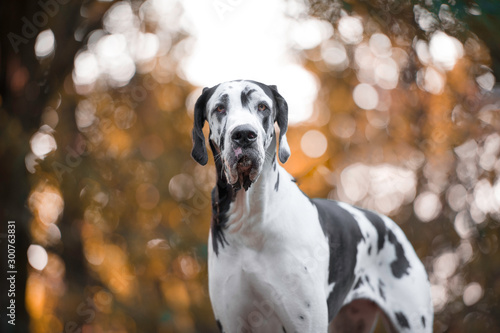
191, 80, 433, 332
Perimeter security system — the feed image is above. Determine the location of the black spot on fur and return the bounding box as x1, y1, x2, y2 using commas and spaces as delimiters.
368, 245, 372, 255
395, 311, 410, 329
216, 319, 223, 332
378, 279, 386, 301
220, 93, 229, 104
362, 209, 386, 253
313, 199, 365, 321
240, 90, 249, 108
353, 277, 363, 290
219, 123, 226, 152
247, 80, 275, 102
262, 115, 269, 132
306, 302, 311, 308
421, 315, 426, 328
299, 315, 305, 320
388, 230, 411, 278
365, 275, 374, 291
282, 327, 287, 333
379, 286, 386, 300
240, 88, 256, 108
274, 172, 280, 192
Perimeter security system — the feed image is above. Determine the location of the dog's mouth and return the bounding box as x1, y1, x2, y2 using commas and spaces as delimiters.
225, 150, 261, 191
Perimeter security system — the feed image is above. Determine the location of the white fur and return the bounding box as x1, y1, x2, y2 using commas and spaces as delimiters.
209, 159, 330, 332
201, 80, 433, 333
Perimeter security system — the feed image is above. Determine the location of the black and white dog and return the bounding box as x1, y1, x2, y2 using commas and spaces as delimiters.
191, 80, 433, 332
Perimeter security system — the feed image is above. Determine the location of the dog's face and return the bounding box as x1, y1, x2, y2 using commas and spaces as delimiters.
191, 80, 290, 191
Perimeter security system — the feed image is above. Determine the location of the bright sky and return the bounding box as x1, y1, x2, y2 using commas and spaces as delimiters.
66, 0, 477, 126
180, 0, 324, 124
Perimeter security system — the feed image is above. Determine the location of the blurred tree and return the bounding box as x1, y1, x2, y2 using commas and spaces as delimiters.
1, 0, 500, 333
293, 0, 500, 332
1, 1, 115, 332
459, 0, 500, 80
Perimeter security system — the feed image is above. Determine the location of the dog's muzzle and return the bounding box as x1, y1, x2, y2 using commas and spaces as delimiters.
225, 125, 262, 191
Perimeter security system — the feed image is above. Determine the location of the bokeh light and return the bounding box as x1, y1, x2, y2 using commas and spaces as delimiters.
414, 191, 442, 222
338, 16, 363, 44
301, 130, 327, 158
27, 245, 49, 271
180, 0, 321, 124
8, 0, 499, 332
463, 282, 483, 306
29, 127, 57, 159
34, 29, 55, 58
337, 163, 416, 215
353, 83, 379, 109
429, 31, 463, 71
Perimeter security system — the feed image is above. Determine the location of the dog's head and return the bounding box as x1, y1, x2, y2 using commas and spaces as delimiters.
191, 80, 290, 191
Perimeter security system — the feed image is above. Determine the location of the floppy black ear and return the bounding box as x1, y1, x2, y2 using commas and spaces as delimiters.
270, 86, 290, 163
191, 87, 210, 165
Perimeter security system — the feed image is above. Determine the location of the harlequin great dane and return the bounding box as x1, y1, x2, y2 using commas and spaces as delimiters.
191, 80, 433, 333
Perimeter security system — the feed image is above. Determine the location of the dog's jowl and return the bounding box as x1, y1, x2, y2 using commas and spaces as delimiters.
191, 80, 433, 333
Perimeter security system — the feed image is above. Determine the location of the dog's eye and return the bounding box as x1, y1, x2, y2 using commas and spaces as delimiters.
258, 103, 268, 111
215, 105, 226, 113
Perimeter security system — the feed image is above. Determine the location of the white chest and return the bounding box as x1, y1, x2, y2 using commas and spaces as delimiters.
207, 179, 330, 332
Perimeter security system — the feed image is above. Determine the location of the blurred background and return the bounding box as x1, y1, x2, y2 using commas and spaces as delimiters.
1, 0, 500, 332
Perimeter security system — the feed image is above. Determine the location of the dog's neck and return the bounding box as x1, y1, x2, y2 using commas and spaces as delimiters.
210, 133, 282, 252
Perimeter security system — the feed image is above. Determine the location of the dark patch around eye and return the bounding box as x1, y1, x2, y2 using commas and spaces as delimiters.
213, 94, 229, 120
215, 94, 229, 110
258, 102, 270, 112
262, 115, 269, 133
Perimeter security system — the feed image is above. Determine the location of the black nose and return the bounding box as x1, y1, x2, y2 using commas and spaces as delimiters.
231, 125, 258, 147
